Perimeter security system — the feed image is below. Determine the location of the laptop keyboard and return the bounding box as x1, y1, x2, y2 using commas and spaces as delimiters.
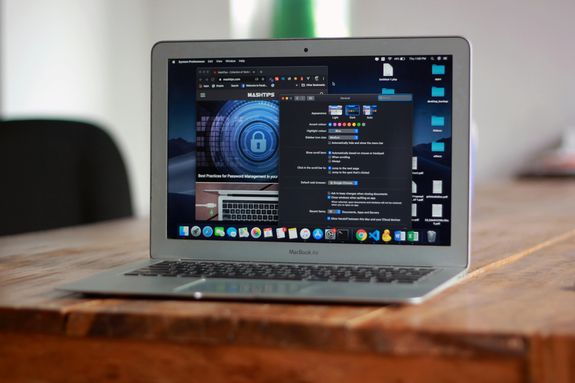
125, 261, 434, 284
221, 201, 278, 222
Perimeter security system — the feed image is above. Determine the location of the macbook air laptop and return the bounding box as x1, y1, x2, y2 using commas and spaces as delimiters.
60, 37, 471, 304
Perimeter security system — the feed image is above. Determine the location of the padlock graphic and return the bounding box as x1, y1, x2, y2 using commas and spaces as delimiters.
250, 131, 267, 153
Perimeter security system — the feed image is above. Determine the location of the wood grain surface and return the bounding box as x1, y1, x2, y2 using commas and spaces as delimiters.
1, 180, 574, 382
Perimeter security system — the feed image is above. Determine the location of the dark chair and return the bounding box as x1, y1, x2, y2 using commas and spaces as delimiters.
0, 119, 133, 235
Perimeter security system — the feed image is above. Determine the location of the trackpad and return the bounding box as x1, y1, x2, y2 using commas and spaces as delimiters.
174, 279, 310, 296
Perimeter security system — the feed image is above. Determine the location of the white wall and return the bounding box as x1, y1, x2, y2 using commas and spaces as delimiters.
1, 0, 110, 122
0, 0, 231, 216
147, 0, 230, 42
350, 0, 575, 180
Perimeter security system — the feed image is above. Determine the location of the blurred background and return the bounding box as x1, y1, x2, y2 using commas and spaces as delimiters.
1, 0, 574, 217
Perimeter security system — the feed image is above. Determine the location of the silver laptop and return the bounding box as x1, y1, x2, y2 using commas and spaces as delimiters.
60, 37, 471, 304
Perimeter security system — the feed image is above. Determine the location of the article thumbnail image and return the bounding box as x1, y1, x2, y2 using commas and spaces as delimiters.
195, 182, 278, 221
196, 100, 279, 182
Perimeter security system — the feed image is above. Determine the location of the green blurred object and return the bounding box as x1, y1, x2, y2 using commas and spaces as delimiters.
272, 0, 316, 38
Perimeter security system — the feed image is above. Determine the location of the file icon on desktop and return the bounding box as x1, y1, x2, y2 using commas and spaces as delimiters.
432, 180, 443, 194
431, 142, 445, 152
431, 115, 445, 126
432, 64, 445, 75
383, 63, 394, 77
432, 204, 443, 218
431, 87, 445, 97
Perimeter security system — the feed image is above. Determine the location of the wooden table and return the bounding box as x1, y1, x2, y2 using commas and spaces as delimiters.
1, 180, 574, 383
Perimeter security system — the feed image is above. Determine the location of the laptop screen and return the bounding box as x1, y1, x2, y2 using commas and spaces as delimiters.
167, 55, 452, 246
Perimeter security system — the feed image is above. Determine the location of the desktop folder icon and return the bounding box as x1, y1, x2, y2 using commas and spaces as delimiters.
431, 115, 445, 126
431, 142, 445, 152
432, 64, 445, 75
431, 87, 445, 97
